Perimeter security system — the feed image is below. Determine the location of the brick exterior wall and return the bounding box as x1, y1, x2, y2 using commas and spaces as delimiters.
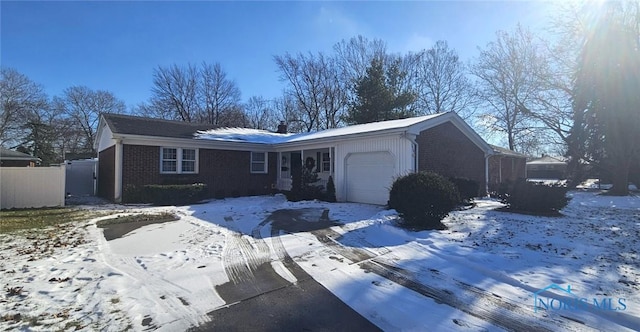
121, 144, 277, 201
488, 155, 527, 192
98, 146, 116, 200
417, 122, 485, 195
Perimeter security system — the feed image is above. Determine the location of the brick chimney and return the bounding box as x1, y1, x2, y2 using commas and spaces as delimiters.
277, 121, 288, 134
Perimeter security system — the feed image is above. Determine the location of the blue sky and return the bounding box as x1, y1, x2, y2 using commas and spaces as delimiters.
2, 1, 555, 109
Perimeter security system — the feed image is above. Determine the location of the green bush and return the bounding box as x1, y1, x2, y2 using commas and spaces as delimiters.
489, 179, 513, 200
388, 172, 460, 230
123, 184, 145, 203
448, 177, 479, 203
287, 165, 324, 202
324, 175, 337, 202
501, 180, 569, 215
123, 183, 208, 205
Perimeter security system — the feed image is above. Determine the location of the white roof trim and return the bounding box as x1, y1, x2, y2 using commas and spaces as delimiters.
406, 112, 494, 155
114, 133, 273, 152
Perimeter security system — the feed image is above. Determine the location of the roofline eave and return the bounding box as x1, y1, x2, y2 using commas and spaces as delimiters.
112, 133, 275, 152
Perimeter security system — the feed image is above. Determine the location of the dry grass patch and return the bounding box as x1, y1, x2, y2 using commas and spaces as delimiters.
0, 208, 106, 234
96, 212, 178, 227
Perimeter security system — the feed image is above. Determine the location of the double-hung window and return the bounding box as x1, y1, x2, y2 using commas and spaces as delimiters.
161, 147, 198, 174
322, 152, 331, 172
250, 152, 267, 173
181, 149, 196, 172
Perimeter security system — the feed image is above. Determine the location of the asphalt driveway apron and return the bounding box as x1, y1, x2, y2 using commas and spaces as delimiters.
190, 208, 381, 331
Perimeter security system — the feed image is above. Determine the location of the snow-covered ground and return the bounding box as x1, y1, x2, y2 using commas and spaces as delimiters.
1, 190, 639, 331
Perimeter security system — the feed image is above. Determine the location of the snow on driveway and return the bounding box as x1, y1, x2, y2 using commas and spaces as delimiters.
1, 191, 639, 331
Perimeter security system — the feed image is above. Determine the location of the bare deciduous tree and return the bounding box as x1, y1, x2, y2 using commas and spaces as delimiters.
53, 86, 126, 154
143, 62, 244, 126
0, 68, 49, 148
414, 40, 477, 119
245, 95, 277, 130
149, 64, 199, 122
199, 62, 242, 125
216, 104, 248, 128
274, 52, 347, 131
272, 95, 306, 133
471, 25, 546, 152
333, 35, 388, 85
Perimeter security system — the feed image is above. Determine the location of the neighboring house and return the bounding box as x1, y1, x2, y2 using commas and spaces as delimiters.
527, 155, 568, 180
0, 147, 41, 167
487, 145, 528, 192
95, 112, 512, 205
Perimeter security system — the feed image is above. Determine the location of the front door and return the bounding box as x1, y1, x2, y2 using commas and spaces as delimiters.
290, 152, 302, 181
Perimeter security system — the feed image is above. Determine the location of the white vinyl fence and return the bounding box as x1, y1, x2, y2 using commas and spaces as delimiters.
1, 166, 66, 209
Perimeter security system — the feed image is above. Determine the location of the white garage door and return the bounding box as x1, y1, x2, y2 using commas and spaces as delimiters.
346, 152, 395, 205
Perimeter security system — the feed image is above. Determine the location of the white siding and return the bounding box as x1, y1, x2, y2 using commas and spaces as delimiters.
1, 166, 66, 209
334, 134, 414, 203
96, 124, 115, 152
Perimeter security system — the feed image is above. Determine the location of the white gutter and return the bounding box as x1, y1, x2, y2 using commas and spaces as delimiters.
114, 133, 274, 152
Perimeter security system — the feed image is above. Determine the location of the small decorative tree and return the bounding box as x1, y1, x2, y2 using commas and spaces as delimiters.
288, 157, 323, 201
324, 175, 337, 202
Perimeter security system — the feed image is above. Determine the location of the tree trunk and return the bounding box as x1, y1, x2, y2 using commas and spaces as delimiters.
608, 159, 630, 196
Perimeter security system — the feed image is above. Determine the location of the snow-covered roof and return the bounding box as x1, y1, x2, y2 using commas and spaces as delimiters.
0, 147, 41, 161
527, 155, 567, 165
196, 113, 446, 144
489, 145, 528, 158
195, 127, 296, 143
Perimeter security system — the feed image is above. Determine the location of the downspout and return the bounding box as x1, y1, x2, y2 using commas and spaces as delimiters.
403, 132, 419, 173
499, 156, 503, 183
114, 138, 123, 203
330, 147, 334, 175
484, 153, 491, 196
277, 151, 281, 190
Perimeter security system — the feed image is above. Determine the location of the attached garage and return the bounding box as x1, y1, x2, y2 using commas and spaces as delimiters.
345, 152, 395, 205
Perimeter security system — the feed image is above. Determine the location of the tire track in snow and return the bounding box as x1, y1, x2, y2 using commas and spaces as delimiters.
310, 227, 593, 332
221, 231, 271, 284
216, 219, 297, 304
222, 233, 253, 284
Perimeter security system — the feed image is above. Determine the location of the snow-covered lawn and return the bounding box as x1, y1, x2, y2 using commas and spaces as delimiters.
1, 190, 638, 331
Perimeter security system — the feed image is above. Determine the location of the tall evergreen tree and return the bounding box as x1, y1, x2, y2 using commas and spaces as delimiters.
18, 121, 58, 165
573, 3, 640, 195
345, 58, 415, 124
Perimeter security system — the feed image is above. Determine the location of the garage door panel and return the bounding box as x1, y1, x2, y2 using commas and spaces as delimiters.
346, 152, 394, 205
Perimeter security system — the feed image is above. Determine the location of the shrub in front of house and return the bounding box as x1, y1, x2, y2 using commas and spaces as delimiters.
324, 175, 337, 202
448, 177, 479, 203
123, 183, 208, 205
388, 172, 460, 230
501, 180, 569, 215
286, 161, 325, 202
